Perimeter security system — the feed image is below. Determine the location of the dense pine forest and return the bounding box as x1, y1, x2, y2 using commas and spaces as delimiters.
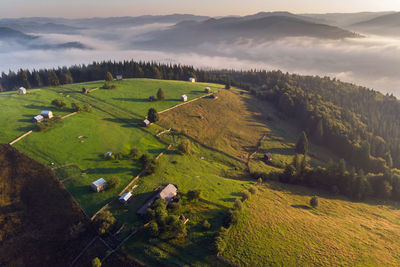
1, 61, 399, 201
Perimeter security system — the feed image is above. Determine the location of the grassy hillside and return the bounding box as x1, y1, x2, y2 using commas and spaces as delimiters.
0, 144, 94, 266
222, 182, 400, 266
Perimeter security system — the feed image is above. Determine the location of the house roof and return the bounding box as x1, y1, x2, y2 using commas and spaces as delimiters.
41, 110, 52, 115
182, 94, 187, 98
34, 115, 43, 120
119, 192, 132, 201
158, 184, 178, 202
143, 119, 150, 124
92, 178, 106, 187
19, 87, 26, 91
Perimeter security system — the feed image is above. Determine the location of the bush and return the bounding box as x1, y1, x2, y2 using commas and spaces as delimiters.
102, 82, 117, 89
187, 190, 201, 201
140, 154, 157, 174
105, 72, 114, 82
71, 102, 81, 112
258, 177, 263, 185
167, 201, 181, 211
147, 108, 159, 123
310, 196, 319, 208
147, 221, 159, 237
242, 190, 251, 201
92, 257, 102, 267
202, 220, 211, 230
94, 211, 116, 235
130, 148, 141, 159
51, 99, 66, 109
35, 116, 62, 132
83, 103, 92, 112
178, 140, 191, 154
233, 199, 243, 211
106, 177, 120, 190
249, 186, 258, 194
157, 88, 165, 100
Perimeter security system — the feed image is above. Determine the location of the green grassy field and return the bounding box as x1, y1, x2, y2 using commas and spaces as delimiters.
222, 181, 400, 266
0, 89, 76, 143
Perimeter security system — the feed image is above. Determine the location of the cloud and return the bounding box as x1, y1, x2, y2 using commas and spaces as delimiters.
1, 26, 400, 96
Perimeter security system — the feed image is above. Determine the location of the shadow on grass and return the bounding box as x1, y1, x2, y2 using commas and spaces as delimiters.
291, 204, 311, 210
112, 97, 149, 103
85, 167, 133, 175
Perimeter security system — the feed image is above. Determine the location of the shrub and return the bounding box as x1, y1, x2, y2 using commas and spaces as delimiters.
105, 72, 114, 82
249, 186, 258, 194
130, 148, 141, 159
167, 201, 181, 211
187, 190, 201, 201
310, 196, 319, 208
233, 199, 243, 211
140, 154, 157, 174
71, 102, 81, 112
258, 177, 263, 185
242, 190, 251, 201
83, 103, 92, 112
157, 88, 165, 100
106, 177, 120, 190
178, 140, 191, 154
92, 257, 102, 267
147, 222, 159, 237
214, 236, 226, 254
102, 82, 117, 89
147, 108, 159, 123
51, 99, 66, 109
202, 220, 211, 230
94, 211, 116, 235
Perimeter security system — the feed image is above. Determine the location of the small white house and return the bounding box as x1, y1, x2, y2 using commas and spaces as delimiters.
18, 87, 27, 95
41, 110, 53, 119
106, 152, 113, 158
205, 87, 211, 93
143, 119, 151, 127
119, 192, 132, 204
189, 77, 195, 83
181, 94, 188, 102
91, 178, 107, 192
33, 115, 44, 123
116, 75, 123, 80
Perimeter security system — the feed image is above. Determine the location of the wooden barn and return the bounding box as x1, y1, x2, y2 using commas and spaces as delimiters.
33, 115, 44, 123
137, 184, 178, 215
91, 178, 107, 192
41, 110, 53, 119
18, 87, 27, 95
119, 192, 132, 204
181, 94, 188, 102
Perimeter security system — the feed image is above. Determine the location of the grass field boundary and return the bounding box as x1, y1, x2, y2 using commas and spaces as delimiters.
158, 92, 216, 114
9, 130, 33, 145
69, 236, 99, 267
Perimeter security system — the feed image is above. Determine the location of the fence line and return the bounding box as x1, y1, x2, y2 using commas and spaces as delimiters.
9, 130, 33, 145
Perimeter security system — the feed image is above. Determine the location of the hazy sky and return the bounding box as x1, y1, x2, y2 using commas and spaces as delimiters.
1, 0, 400, 18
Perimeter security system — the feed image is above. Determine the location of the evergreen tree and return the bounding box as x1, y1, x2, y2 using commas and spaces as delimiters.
33, 71, 42, 87
295, 131, 309, 155
314, 119, 324, 144
48, 70, 60, 86
157, 88, 165, 100
386, 152, 393, 168
105, 72, 114, 82
225, 79, 231, 89
18, 69, 31, 89
147, 108, 159, 123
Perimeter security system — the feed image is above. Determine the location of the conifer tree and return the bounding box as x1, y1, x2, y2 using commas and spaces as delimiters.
157, 88, 165, 100
295, 131, 309, 155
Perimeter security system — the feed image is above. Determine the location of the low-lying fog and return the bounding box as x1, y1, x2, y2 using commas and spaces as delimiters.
1, 23, 400, 96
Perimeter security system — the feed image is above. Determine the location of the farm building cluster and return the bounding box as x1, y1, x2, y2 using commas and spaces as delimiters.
33, 110, 53, 123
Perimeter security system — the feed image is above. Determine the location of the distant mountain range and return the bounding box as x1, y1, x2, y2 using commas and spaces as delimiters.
349, 12, 400, 35
133, 13, 361, 51
0, 22, 82, 34
0, 27, 37, 41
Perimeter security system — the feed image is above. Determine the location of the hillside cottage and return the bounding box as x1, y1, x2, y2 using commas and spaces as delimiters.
181, 94, 188, 102
137, 184, 178, 215
205, 87, 211, 93
189, 77, 195, 83
82, 87, 90, 94
119, 192, 132, 204
106, 152, 113, 158
18, 87, 27, 95
41, 110, 53, 119
91, 178, 107, 192
142, 119, 151, 127
33, 115, 44, 123
116, 75, 123, 80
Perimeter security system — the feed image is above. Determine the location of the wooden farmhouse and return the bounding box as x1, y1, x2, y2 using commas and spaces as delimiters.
105, 152, 113, 158
189, 77, 196, 83
205, 87, 211, 93
33, 115, 44, 123
91, 178, 107, 192
181, 94, 188, 102
116, 75, 123, 80
119, 192, 132, 204
18, 87, 27, 95
41, 110, 53, 119
137, 184, 178, 215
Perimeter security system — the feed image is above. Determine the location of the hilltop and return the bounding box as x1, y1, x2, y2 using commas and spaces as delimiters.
349, 12, 400, 36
